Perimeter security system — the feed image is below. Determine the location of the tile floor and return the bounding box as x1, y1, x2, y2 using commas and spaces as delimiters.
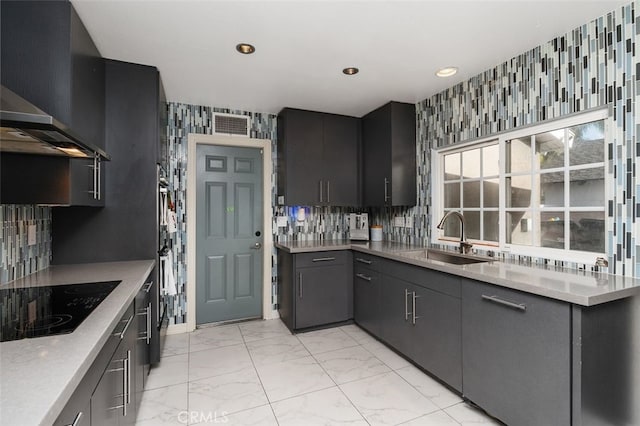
135, 319, 501, 425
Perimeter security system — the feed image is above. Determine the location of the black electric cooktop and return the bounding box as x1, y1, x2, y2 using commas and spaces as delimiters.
0, 281, 121, 342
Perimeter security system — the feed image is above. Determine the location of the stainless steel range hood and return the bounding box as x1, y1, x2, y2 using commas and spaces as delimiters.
0, 85, 109, 160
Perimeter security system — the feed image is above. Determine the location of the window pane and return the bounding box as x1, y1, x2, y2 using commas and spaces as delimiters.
569, 121, 605, 166
536, 130, 565, 169
539, 212, 565, 249
444, 153, 460, 180
483, 145, 500, 176
444, 182, 460, 208
441, 213, 461, 239
465, 211, 480, 240
462, 148, 481, 178
570, 212, 605, 253
570, 168, 604, 207
483, 179, 499, 207
506, 211, 532, 245
463, 181, 481, 207
540, 172, 564, 207
483, 211, 499, 242
506, 138, 531, 173
506, 176, 532, 208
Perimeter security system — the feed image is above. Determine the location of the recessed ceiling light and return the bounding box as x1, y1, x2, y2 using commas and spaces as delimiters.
236, 43, 255, 54
342, 67, 359, 75
436, 67, 458, 77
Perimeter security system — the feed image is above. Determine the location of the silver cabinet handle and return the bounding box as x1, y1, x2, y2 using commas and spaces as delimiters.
481, 294, 527, 311
312, 257, 336, 262
356, 258, 372, 265
96, 156, 101, 201
119, 314, 134, 340
384, 178, 390, 203
327, 180, 330, 203
86, 154, 100, 200
355, 273, 372, 282
143, 281, 153, 293
298, 272, 303, 299
147, 302, 152, 344
64, 411, 83, 426
138, 303, 152, 344
404, 289, 410, 321
412, 292, 420, 325
126, 349, 131, 406
319, 180, 323, 203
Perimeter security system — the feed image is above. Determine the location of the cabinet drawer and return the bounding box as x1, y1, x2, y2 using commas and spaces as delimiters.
352, 252, 383, 271
295, 250, 350, 268
387, 260, 460, 298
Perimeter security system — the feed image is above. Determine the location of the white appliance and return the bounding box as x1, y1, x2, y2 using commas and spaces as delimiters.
349, 213, 369, 240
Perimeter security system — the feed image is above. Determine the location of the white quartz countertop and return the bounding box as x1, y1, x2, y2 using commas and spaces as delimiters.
275, 240, 640, 306
0, 260, 155, 426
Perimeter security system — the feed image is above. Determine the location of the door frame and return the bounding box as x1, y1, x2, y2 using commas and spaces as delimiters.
186, 133, 275, 332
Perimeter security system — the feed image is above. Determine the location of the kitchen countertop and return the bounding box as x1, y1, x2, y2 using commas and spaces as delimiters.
0, 260, 155, 426
275, 240, 640, 306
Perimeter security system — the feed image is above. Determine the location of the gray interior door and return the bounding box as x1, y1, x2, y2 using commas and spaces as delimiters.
196, 144, 263, 324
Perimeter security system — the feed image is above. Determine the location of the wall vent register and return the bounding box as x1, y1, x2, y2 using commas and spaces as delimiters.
0, 281, 120, 342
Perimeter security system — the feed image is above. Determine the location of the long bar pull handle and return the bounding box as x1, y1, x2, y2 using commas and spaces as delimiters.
119, 314, 134, 340
404, 289, 410, 321
146, 302, 152, 344
327, 180, 330, 203
312, 257, 336, 262
143, 281, 153, 293
64, 411, 83, 426
384, 178, 390, 203
412, 292, 420, 325
481, 295, 527, 311
319, 180, 323, 203
126, 349, 131, 406
355, 273, 372, 282
355, 258, 372, 265
96, 156, 101, 200
298, 273, 303, 299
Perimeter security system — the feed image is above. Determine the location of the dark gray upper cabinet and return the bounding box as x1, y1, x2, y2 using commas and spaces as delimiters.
277, 108, 359, 206
362, 102, 416, 206
1, 0, 105, 151
461, 279, 571, 426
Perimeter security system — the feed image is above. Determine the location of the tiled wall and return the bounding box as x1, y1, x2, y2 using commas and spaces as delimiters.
0, 205, 51, 284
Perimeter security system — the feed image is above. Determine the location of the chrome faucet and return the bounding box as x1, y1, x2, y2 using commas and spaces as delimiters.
436, 211, 473, 254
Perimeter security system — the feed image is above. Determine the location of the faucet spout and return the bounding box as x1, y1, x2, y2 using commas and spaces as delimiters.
436, 211, 473, 254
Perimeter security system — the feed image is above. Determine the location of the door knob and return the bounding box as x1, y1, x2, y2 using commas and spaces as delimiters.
251, 242, 262, 249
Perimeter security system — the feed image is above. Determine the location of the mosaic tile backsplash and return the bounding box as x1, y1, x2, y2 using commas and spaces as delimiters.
0, 205, 51, 284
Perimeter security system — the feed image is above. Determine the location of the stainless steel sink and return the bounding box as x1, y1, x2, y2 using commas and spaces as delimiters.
400, 249, 493, 265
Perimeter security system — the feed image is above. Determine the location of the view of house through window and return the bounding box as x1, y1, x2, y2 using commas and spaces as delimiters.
436, 112, 607, 257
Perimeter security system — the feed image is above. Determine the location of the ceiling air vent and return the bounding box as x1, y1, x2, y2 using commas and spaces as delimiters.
213, 113, 250, 137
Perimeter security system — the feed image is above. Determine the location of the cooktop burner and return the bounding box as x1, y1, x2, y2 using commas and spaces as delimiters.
0, 281, 121, 342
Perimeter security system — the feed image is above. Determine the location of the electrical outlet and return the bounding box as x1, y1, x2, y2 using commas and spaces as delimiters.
27, 224, 37, 246
276, 216, 289, 228
393, 216, 405, 227
404, 217, 413, 228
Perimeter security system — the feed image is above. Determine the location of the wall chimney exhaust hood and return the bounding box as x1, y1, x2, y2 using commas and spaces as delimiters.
0, 85, 109, 160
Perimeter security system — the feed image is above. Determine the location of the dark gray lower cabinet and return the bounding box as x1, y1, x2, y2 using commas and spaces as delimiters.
135, 281, 153, 410
278, 250, 353, 331
353, 264, 381, 336
462, 279, 571, 426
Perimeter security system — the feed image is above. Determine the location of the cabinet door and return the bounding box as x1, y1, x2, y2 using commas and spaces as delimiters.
90, 354, 121, 426
353, 266, 381, 336
295, 265, 350, 329
462, 280, 571, 426
135, 283, 152, 413
408, 284, 462, 391
389, 102, 416, 206
362, 104, 392, 206
322, 114, 359, 206
278, 109, 324, 205
379, 275, 413, 355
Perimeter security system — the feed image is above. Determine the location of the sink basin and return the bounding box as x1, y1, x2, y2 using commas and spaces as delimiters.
401, 249, 493, 265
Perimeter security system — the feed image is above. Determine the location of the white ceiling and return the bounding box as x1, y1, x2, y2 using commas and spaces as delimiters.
71, 0, 628, 117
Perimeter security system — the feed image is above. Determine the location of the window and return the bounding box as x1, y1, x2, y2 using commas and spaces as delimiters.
433, 109, 608, 261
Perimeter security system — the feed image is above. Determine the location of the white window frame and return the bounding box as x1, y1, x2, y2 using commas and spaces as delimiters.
431, 108, 610, 264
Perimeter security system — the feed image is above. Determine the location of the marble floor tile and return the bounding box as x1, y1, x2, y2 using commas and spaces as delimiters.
339, 371, 439, 426
145, 353, 189, 390
339, 324, 377, 345
314, 345, 390, 384
361, 340, 411, 370
135, 383, 188, 425
188, 343, 254, 382
189, 324, 244, 353
188, 368, 268, 417
255, 355, 335, 402
239, 318, 292, 342
271, 386, 368, 426
297, 327, 359, 355
400, 410, 461, 426
444, 402, 502, 425
161, 333, 190, 358
246, 334, 310, 367
207, 405, 278, 426
396, 365, 463, 409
